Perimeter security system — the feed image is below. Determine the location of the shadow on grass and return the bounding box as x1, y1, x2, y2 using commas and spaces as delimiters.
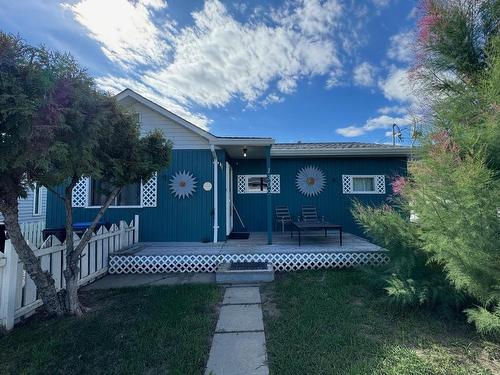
0, 284, 222, 375
262, 269, 500, 375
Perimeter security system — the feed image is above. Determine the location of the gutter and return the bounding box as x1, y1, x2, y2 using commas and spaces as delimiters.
270, 147, 412, 157
210, 145, 218, 243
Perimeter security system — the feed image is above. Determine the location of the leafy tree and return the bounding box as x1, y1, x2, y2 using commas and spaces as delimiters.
354, 1, 500, 335
0, 32, 172, 316
0, 33, 67, 315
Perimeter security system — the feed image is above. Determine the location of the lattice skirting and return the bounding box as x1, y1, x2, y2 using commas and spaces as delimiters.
108, 252, 389, 274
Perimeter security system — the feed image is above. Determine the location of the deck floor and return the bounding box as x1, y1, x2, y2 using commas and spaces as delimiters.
119, 232, 384, 256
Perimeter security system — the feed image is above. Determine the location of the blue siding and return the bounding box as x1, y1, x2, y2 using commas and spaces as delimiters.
232, 156, 407, 236
46, 149, 226, 242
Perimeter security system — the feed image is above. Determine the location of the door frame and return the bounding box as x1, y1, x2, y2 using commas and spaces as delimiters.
225, 162, 234, 236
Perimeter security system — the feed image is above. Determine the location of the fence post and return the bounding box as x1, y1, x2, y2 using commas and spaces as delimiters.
134, 214, 139, 244
119, 221, 127, 249
0, 240, 19, 331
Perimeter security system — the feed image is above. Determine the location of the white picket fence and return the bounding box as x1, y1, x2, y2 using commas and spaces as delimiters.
0, 215, 139, 331
20, 220, 46, 248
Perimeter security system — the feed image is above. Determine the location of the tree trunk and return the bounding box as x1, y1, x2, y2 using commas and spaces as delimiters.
1, 197, 64, 317
62, 179, 120, 315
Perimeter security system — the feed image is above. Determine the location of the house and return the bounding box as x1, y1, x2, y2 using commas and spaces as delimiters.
45, 89, 409, 245
0, 184, 47, 250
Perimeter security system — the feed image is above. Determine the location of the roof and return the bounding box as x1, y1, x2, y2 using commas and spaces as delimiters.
116, 89, 409, 157
271, 142, 411, 157
116, 88, 273, 147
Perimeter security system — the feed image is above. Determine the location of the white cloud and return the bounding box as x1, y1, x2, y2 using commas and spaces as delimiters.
66, 0, 345, 128
372, 0, 391, 9
353, 62, 376, 86
336, 126, 366, 137
261, 93, 284, 107
377, 105, 408, 115
62, 0, 171, 69
336, 112, 412, 137
378, 67, 415, 102
387, 31, 414, 63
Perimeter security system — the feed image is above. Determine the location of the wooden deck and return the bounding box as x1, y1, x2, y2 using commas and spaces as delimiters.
116, 232, 384, 256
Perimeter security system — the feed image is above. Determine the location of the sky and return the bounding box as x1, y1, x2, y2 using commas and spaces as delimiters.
0, 0, 420, 144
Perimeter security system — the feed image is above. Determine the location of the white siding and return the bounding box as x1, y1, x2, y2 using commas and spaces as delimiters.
120, 97, 210, 149
0, 187, 47, 224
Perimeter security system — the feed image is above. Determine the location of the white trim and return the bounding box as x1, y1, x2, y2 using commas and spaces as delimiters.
226, 162, 234, 236
342, 175, 386, 194
210, 145, 218, 243
32, 184, 43, 216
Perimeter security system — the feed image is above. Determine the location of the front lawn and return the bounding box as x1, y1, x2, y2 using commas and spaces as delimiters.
0, 284, 221, 375
262, 269, 500, 375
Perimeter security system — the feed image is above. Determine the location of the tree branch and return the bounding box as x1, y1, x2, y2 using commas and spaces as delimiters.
45, 185, 66, 202
73, 186, 121, 259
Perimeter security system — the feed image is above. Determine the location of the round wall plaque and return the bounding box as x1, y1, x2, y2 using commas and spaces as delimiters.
203, 182, 213, 191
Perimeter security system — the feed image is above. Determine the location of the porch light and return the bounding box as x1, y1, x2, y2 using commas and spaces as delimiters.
243, 147, 247, 158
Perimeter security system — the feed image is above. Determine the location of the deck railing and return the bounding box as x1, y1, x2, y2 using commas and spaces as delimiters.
0, 215, 138, 331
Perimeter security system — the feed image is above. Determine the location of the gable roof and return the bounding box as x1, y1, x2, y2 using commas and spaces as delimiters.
115, 88, 274, 146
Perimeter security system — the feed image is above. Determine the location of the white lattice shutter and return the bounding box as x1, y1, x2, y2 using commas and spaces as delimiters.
141, 172, 157, 207
342, 175, 353, 194
270, 174, 280, 194
237, 175, 246, 194
72, 177, 89, 207
375, 175, 386, 194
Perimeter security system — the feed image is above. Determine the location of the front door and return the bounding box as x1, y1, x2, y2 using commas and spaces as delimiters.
226, 162, 234, 236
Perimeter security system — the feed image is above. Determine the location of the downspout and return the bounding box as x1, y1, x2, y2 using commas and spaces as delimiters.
210, 145, 218, 243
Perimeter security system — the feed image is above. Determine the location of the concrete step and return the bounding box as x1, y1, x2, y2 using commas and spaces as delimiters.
216, 262, 274, 284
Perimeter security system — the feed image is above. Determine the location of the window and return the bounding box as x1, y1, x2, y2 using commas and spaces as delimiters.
352, 177, 375, 193
342, 175, 385, 194
89, 179, 141, 207
246, 175, 268, 193
33, 183, 43, 215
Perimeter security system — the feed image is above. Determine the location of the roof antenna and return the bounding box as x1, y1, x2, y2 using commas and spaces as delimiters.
392, 124, 403, 146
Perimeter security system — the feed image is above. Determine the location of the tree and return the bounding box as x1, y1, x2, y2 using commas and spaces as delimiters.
0, 32, 172, 316
354, 1, 500, 335
45, 92, 172, 314
0, 33, 68, 315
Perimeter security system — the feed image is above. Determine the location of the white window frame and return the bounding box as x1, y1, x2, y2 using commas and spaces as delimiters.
86, 178, 144, 208
342, 175, 386, 194
240, 174, 269, 194
32, 183, 43, 216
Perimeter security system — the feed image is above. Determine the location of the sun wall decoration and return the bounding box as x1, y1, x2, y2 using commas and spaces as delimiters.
169, 171, 197, 199
296, 166, 325, 196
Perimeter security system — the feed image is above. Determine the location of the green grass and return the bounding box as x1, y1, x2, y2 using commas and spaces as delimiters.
0, 284, 221, 375
262, 269, 500, 375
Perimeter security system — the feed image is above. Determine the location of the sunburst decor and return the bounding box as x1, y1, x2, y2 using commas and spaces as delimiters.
169, 171, 197, 199
296, 166, 325, 196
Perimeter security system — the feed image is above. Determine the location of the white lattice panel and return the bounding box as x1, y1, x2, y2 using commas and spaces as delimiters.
109, 251, 389, 274
270, 174, 280, 194
375, 175, 386, 194
72, 177, 88, 207
342, 175, 352, 194
141, 172, 157, 207
237, 175, 246, 194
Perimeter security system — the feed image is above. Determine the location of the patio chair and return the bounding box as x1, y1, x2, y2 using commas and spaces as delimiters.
301, 205, 324, 223
275, 206, 292, 233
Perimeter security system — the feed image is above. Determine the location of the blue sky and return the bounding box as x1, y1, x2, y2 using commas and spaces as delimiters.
0, 0, 419, 144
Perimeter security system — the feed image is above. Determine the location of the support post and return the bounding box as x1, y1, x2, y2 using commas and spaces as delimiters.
266, 146, 272, 245
0, 240, 19, 330
134, 214, 139, 244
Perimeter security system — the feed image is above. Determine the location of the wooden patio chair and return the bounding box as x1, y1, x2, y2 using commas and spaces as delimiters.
301, 205, 324, 223
275, 206, 292, 233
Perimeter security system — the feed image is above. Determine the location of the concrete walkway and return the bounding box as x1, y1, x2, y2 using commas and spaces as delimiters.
205, 286, 269, 375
